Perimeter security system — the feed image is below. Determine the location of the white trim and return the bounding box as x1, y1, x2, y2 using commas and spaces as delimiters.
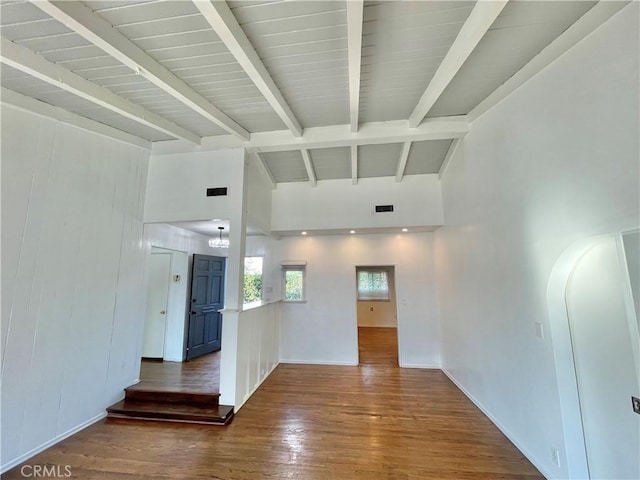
351, 145, 358, 185
0, 413, 107, 474
301, 149, 317, 187
31, 0, 250, 140
409, 0, 508, 127
151, 117, 469, 155
395, 142, 412, 183
0, 38, 197, 143
280, 359, 359, 366
442, 368, 553, 480
1, 88, 151, 150
253, 117, 469, 153
347, 0, 364, 133
468, 0, 630, 123
438, 138, 462, 179
398, 363, 440, 369
193, 0, 302, 137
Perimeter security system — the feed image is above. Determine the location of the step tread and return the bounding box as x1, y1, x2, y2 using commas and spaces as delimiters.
107, 400, 233, 424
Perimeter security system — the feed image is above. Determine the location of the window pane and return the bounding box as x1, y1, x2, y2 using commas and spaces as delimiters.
357, 270, 389, 300
285, 270, 304, 301
243, 257, 263, 304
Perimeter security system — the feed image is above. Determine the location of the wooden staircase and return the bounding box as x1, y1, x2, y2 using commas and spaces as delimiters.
107, 384, 234, 425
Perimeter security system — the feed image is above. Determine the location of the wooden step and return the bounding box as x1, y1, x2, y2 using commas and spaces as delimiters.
107, 400, 234, 425
125, 386, 220, 405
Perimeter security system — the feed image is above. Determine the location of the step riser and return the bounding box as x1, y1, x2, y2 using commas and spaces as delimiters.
125, 390, 220, 405
107, 412, 233, 426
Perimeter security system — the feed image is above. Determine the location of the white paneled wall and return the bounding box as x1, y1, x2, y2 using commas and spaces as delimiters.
1, 104, 150, 472
219, 302, 280, 409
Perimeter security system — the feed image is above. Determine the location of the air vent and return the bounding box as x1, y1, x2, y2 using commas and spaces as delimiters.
206, 187, 228, 197
375, 205, 394, 213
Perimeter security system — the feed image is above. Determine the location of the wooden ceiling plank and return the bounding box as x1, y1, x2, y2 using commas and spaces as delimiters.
408, 0, 508, 127
30, 0, 250, 140
194, 0, 303, 137
0, 36, 201, 144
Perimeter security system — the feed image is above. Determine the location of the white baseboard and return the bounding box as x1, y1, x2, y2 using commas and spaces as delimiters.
162, 356, 184, 362
280, 359, 358, 366
0, 412, 106, 474
399, 363, 440, 369
441, 368, 553, 480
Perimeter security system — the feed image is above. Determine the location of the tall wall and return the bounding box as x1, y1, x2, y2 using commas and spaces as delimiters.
278, 233, 438, 367
434, 5, 639, 479
1, 105, 150, 471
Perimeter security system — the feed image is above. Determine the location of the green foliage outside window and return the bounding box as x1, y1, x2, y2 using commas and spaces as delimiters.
243, 272, 263, 304
284, 270, 304, 301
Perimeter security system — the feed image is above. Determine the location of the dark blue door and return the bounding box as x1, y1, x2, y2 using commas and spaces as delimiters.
186, 254, 225, 361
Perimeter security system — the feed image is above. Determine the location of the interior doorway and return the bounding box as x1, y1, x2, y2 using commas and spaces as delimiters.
565, 232, 639, 479
142, 252, 171, 358
355, 266, 399, 366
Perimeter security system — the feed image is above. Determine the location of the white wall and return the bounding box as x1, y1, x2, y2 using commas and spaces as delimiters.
434, 5, 639, 479
246, 155, 273, 234
271, 174, 443, 233
278, 233, 438, 367
144, 148, 245, 223
1, 104, 149, 472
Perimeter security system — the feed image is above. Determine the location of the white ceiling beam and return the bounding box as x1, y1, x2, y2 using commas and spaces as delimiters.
301, 149, 317, 187
193, 0, 302, 137
151, 117, 470, 155
31, 0, 250, 140
1, 87, 151, 149
395, 142, 412, 183
351, 145, 358, 185
408, 0, 508, 127
252, 152, 277, 190
0, 37, 200, 144
438, 138, 462, 179
251, 117, 469, 153
347, 0, 364, 133
468, 0, 630, 123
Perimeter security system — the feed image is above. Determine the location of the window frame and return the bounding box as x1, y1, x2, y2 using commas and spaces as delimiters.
282, 266, 306, 303
356, 267, 391, 302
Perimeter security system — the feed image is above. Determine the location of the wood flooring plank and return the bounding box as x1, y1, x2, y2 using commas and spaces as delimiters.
3, 328, 542, 479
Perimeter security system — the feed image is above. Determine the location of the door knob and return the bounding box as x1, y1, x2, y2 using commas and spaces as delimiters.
160, 310, 166, 315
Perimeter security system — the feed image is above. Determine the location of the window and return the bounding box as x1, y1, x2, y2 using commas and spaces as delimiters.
357, 268, 390, 301
243, 257, 263, 304
283, 267, 305, 302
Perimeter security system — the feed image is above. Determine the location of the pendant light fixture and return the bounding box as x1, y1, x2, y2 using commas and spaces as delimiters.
209, 226, 230, 248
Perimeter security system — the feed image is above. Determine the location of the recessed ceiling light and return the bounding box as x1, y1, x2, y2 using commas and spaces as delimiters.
402, 228, 408, 232
350, 230, 356, 234
301, 231, 307, 235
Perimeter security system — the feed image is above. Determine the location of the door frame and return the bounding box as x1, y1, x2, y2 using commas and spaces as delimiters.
354, 264, 399, 365
547, 227, 639, 479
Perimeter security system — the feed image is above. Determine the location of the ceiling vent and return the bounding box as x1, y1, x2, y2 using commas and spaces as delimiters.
375, 205, 394, 213
206, 187, 228, 197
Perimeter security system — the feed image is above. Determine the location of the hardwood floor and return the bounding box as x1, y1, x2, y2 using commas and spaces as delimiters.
131, 351, 221, 393
4, 332, 543, 479
358, 326, 398, 366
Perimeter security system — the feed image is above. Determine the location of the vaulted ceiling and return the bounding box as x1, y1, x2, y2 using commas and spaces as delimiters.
0, 0, 611, 187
